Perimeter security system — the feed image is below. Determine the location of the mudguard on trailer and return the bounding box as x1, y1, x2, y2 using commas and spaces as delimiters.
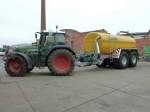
111, 48, 139, 59
111, 48, 122, 58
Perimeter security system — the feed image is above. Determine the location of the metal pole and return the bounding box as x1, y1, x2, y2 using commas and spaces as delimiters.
41, 0, 46, 32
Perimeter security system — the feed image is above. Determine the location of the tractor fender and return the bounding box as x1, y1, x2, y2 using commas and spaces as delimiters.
46, 46, 77, 62
11, 52, 32, 69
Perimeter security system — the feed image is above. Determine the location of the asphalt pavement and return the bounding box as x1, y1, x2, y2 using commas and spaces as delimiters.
0, 59, 150, 112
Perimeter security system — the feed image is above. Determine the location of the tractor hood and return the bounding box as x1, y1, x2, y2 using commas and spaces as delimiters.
13, 43, 37, 53
4, 43, 37, 57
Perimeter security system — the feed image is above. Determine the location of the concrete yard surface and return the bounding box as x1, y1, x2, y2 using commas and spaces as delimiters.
0, 60, 150, 112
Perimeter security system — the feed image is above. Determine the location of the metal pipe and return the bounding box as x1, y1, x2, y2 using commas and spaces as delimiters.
95, 35, 101, 55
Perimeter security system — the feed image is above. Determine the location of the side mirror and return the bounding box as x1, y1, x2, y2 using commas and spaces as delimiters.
35, 33, 37, 40
35, 33, 38, 45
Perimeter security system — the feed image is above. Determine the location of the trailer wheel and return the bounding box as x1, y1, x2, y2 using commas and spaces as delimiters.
129, 51, 138, 67
47, 49, 75, 76
5, 55, 27, 77
114, 51, 129, 69
96, 58, 110, 68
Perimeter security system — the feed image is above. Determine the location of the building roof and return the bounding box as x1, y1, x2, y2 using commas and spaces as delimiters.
118, 30, 150, 39
130, 32, 147, 36
60, 29, 79, 33
81, 29, 108, 33
61, 28, 108, 34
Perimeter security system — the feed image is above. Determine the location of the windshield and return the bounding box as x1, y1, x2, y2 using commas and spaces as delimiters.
44, 33, 66, 45
36, 32, 66, 45
55, 33, 65, 43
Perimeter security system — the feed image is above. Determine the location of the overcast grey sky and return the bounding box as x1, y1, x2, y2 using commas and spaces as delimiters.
0, 0, 150, 47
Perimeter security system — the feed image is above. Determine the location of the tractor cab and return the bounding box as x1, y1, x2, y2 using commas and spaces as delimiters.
35, 31, 66, 46
34, 31, 67, 66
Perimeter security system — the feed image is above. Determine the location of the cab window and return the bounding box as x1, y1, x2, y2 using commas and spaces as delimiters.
55, 34, 65, 43
46, 35, 55, 44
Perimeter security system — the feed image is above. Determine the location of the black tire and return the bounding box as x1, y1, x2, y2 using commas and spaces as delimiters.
27, 66, 34, 73
96, 58, 110, 68
47, 49, 75, 76
114, 51, 129, 69
96, 64, 103, 68
129, 51, 138, 67
5, 55, 27, 77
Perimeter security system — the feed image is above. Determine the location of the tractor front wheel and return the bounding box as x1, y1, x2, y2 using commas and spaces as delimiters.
47, 49, 75, 76
5, 55, 27, 77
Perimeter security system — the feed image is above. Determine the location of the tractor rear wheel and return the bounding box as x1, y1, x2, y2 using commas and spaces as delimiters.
47, 49, 75, 76
5, 55, 27, 77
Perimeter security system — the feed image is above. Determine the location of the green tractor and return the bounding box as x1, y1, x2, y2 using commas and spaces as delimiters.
4, 31, 76, 76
